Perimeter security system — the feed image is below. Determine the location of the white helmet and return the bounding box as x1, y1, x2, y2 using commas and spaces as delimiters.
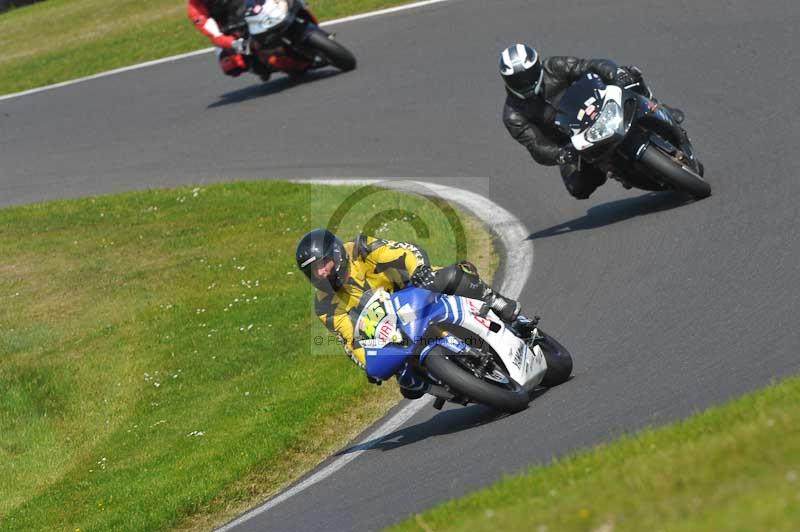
499, 44, 543, 99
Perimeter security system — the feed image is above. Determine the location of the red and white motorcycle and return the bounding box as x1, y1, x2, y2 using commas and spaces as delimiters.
223, 0, 356, 78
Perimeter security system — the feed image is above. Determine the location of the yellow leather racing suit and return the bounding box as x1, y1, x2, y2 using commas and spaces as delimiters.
314, 235, 427, 368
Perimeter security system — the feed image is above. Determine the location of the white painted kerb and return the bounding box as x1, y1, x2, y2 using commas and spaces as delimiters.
216, 178, 533, 531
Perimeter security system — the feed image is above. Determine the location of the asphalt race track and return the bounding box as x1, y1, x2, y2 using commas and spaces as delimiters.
2, 0, 800, 530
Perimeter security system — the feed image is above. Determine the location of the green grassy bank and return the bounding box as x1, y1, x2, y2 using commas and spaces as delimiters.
0, 0, 417, 95
0, 180, 495, 531
392, 375, 800, 532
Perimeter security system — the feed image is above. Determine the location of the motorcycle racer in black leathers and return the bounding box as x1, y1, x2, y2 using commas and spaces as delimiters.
500, 43, 684, 199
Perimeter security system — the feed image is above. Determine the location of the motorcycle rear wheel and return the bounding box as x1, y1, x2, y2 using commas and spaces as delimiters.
640, 144, 711, 200
423, 347, 529, 413
305, 29, 356, 72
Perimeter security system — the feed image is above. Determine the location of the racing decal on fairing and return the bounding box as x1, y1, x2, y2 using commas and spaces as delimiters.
357, 299, 386, 340
465, 298, 492, 330
357, 290, 401, 348
442, 334, 466, 352
511, 342, 525, 369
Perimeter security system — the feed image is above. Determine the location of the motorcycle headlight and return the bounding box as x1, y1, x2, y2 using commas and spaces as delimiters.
585, 100, 623, 143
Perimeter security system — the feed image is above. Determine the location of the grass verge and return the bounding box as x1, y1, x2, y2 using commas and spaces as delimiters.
390, 375, 800, 532
0, 0, 419, 96
0, 180, 496, 531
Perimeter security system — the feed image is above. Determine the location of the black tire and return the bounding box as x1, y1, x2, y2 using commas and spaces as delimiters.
640, 144, 711, 200
305, 29, 356, 72
423, 347, 529, 413
536, 330, 573, 387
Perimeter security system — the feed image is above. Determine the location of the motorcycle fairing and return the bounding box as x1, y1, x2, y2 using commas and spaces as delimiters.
436, 293, 546, 389
360, 287, 546, 387
554, 74, 625, 152
244, 0, 292, 36
362, 287, 444, 380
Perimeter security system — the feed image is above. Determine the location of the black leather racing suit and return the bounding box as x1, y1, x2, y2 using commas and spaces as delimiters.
503, 57, 639, 199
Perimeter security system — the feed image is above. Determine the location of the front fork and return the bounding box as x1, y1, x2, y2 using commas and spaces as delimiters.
624, 95, 697, 165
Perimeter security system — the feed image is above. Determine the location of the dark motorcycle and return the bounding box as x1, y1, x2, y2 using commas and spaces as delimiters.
554, 73, 710, 199
224, 0, 356, 77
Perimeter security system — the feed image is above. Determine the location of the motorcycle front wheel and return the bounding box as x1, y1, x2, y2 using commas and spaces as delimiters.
534, 330, 573, 387
305, 29, 356, 71
640, 143, 711, 200
423, 347, 529, 413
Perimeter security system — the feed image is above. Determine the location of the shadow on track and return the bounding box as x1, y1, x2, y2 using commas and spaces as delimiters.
338, 389, 549, 454
207, 69, 343, 108
528, 191, 691, 240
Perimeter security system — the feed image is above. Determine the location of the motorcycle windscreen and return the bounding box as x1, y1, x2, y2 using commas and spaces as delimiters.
391, 287, 446, 342
554, 74, 607, 136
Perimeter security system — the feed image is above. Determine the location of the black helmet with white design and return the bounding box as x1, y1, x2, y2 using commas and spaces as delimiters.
499, 43, 542, 99
296, 228, 350, 293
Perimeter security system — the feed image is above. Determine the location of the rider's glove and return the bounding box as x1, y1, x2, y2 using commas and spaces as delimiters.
230, 38, 248, 55
410, 264, 436, 289
591, 60, 617, 84
213, 34, 236, 49
556, 145, 578, 166
624, 65, 644, 81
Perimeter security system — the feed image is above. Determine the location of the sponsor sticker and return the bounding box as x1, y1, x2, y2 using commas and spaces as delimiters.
466, 298, 492, 330
511, 343, 525, 369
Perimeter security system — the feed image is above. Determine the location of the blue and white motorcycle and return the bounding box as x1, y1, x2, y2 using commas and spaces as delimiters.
356, 287, 573, 413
